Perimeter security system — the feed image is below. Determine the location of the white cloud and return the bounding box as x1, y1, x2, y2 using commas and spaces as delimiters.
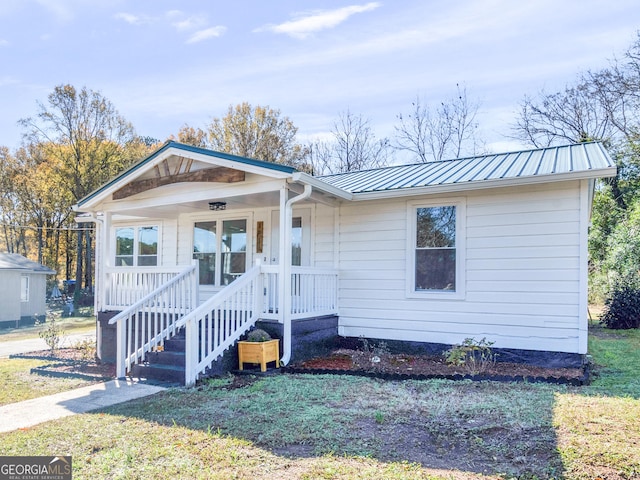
172, 14, 208, 32
0, 39, 8, 47
114, 12, 153, 26
186, 26, 226, 44
256, 2, 381, 39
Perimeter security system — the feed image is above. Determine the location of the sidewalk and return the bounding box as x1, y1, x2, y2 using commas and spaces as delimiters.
0, 332, 95, 358
0, 379, 166, 433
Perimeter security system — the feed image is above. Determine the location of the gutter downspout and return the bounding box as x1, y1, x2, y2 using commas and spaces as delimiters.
280, 183, 312, 366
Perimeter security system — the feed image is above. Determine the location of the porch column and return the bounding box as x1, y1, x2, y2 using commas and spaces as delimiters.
100, 211, 112, 313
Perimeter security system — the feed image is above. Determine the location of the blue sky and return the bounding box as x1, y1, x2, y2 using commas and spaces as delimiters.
1, 0, 639, 157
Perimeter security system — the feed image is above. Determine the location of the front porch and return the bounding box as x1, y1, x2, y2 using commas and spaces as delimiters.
99, 263, 339, 385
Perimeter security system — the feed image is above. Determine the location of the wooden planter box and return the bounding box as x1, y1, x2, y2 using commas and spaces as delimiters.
238, 339, 280, 372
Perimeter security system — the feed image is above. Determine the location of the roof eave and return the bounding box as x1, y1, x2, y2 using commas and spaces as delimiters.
347, 167, 618, 201
75, 142, 297, 211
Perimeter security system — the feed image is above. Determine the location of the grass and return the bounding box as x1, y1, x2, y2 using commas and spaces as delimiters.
0, 312, 95, 343
0, 357, 101, 406
0, 325, 638, 479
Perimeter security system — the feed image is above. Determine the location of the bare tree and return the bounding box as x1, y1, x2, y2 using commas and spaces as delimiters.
309, 109, 391, 175
394, 84, 482, 162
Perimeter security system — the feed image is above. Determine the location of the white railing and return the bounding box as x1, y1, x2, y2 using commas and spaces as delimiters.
260, 266, 339, 320
104, 266, 188, 310
181, 265, 263, 386
107, 263, 339, 385
109, 263, 199, 378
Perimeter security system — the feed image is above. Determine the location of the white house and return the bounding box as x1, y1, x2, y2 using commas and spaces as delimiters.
0, 253, 56, 328
74, 141, 616, 385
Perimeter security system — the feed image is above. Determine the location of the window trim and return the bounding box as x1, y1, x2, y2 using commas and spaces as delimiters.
113, 224, 161, 267
406, 198, 466, 300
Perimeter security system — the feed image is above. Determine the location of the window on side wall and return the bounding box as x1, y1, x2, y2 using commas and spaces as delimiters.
20, 275, 29, 302
115, 226, 158, 267
408, 200, 465, 299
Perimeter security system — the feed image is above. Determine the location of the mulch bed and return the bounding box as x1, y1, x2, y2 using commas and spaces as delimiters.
286, 349, 589, 385
11, 349, 116, 381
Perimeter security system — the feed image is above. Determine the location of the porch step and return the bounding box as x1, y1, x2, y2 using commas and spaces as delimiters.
131, 363, 184, 384
146, 350, 185, 367
164, 329, 186, 352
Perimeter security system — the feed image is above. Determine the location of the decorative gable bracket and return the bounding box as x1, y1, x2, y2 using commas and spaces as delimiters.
112, 160, 245, 200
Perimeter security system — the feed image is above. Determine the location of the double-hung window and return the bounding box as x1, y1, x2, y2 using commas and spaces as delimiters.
408, 200, 465, 298
115, 226, 159, 266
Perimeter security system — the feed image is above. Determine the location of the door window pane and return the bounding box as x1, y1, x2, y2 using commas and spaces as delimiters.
221, 219, 247, 285
138, 226, 158, 266
115, 227, 134, 266
415, 206, 456, 291
194, 221, 216, 285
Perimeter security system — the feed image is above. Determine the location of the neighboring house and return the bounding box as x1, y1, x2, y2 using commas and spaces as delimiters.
0, 253, 56, 328
74, 141, 616, 385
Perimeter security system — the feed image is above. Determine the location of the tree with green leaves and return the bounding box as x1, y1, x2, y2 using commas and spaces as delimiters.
513, 33, 640, 301
19, 84, 142, 297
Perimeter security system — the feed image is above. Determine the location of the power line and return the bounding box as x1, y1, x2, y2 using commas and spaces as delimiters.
0, 224, 94, 232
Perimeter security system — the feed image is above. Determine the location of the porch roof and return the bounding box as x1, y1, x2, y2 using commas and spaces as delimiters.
76, 141, 297, 209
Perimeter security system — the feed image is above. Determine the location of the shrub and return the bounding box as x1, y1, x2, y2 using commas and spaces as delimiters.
246, 328, 272, 342
445, 337, 496, 375
600, 279, 640, 329
36, 312, 66, 353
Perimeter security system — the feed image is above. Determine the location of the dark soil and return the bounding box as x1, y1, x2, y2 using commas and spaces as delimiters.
290, 348, 585, 382
17, 349, 116, 379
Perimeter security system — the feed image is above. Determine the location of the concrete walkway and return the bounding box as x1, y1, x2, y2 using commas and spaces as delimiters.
0, 332, 95, 358
0, 379, 166, 433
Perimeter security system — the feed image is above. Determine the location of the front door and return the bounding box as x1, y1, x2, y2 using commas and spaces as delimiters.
270, 208, 311, 266
193, 218, 249, 297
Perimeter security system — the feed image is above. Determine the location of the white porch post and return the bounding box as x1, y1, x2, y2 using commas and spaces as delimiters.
116, 318, 126, 378
101, 211, 112, 313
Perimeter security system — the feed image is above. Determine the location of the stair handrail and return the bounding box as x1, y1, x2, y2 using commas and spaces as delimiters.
110, 262, 199, 378
181, 264, 263, 386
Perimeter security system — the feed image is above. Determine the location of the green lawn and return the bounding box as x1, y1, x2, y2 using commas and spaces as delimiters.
0, 327, 637, 479
0, 358, 102, 406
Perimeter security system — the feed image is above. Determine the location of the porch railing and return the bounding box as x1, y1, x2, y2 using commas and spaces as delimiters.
180, 265, 263, 386
103, 266, 189, 310
107, 263, 338, 384
108, 263, 199, 378
260, 266, 339, 320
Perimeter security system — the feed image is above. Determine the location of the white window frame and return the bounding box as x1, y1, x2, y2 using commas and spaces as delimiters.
192, 214, 252, 289
113, 224, 161, 267
20, 275, 29, 302
406, 198, 466, 300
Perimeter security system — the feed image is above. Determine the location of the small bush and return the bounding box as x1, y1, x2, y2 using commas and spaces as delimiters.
445, 337, 496, 375
601, 279, 640, 329
36, 312, 66, 353
246, 328, 272, 342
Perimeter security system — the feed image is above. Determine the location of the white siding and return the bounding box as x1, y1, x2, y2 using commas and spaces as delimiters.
337, 181, 586, 354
